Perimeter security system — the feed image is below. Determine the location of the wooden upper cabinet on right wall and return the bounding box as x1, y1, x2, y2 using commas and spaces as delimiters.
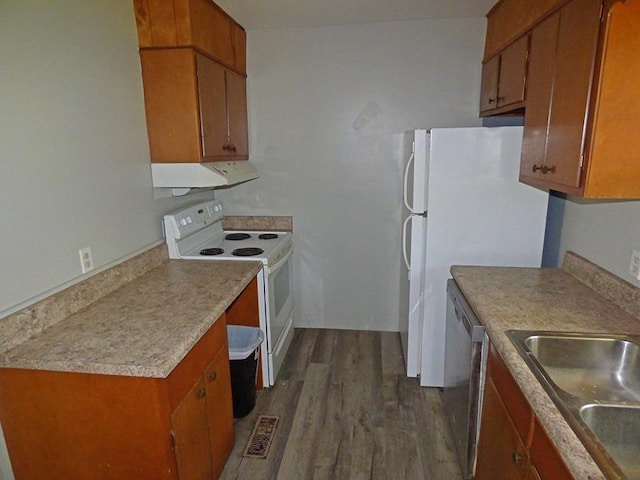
520, 0, 640, 198
480, 35, 529, 115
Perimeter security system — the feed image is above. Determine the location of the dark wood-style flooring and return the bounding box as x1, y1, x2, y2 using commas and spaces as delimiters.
220, 328, 462, 480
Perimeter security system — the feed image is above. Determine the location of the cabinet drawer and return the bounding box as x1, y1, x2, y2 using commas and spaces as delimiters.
487, 345, 533, 441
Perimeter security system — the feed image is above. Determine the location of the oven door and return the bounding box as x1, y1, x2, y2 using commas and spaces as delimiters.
265, 248, 294, 383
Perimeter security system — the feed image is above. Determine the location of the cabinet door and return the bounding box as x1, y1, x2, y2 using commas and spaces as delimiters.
543, 0, 602, 188
204, 347, 235, 479
226, 69, 249, 158
527, 465, 543, 480
520, 12, 560, 183
140, 49, 202, 163
197, 54, 228, 158
171, 377, 213, 480
480, 55, 500, 113
497, 35, 528, 108
475, 379, 528, 480
530, 418, 573, 480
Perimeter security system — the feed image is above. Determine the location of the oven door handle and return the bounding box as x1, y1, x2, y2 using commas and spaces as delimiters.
268, 247, 293, 275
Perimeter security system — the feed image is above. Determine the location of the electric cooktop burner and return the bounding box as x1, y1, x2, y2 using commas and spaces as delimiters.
232, 247, 264, 257
225, 233, 251, 241
199, 248, 224, 256
258, 233, 279, 240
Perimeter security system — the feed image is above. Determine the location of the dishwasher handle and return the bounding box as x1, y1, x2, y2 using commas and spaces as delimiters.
447, 279, 485, 342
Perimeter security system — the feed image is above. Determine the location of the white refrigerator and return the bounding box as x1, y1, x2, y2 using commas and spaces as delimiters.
399, 127, 548, 387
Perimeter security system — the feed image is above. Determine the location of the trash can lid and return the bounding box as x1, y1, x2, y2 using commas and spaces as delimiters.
227, 325, 265, 360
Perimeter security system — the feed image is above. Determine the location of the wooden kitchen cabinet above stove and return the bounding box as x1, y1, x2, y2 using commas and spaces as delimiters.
133, 0, 246, 75
134, 0, 248, 164
139, 48, 248, 163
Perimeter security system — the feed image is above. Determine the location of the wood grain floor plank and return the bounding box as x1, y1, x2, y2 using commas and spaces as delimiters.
276, 328, 317, 383
220, 329, 462, 480
276, 362, 332, 479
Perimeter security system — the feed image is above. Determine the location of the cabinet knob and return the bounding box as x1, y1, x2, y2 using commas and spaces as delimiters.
197, 388, 206, 399
222, 144, 230, 151
209, 371, 217, 382
512, 452, 523, 465
488, 97, 496, 104
532, 164, 556, 175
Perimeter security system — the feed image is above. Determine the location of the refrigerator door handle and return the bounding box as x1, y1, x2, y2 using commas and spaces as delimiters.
403, 151, 415, 212
402, 215, 412, 272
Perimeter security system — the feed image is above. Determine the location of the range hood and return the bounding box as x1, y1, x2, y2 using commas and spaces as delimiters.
151, 161, 259, 189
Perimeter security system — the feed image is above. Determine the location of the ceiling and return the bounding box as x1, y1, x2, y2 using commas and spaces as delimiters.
214, 0, 496, 30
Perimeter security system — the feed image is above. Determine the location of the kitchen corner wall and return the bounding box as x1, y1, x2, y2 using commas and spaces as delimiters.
216, 18, 485, 331
554, 196, 640, 289
0, 1, 212, 318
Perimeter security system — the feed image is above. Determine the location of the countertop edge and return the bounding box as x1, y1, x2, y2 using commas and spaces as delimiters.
0, 260, 263, 379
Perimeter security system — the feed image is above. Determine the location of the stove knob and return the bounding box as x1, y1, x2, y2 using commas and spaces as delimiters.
179, 218, 187, 226
186, 216, 193, 224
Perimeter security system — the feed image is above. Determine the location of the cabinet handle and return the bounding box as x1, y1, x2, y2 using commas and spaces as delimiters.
532, 164, 556, 175
209, 371, 217, 382
512, 452, 523, 465
197, 388, 206, 399
488, 97, 496, 104
222, 144, 230, 151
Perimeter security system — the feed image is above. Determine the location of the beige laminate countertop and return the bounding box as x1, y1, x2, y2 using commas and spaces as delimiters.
0, 260, 262, 378
451, 264, 640, 480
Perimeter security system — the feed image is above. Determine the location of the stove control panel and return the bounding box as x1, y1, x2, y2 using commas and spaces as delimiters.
164, 200, 223, 240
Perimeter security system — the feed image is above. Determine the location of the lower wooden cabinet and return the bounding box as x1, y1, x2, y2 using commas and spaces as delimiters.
476, 345, 574, 480
475, 378, 529, 480
172, 342, 234, 480
204, 345, 235, 478
0, 314, 235, 480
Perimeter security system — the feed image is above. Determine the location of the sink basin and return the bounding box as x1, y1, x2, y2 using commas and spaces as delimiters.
524, 335, 640, 402
507, 330, 640, 480
580, 405, 640, 479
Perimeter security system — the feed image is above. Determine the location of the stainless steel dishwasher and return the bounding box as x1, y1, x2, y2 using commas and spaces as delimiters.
442, 279, 488, 480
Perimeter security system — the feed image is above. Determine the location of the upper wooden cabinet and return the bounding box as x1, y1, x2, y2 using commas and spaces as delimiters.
140, 48, 248, 163
520, 0, 601, 191
480, 35, 529, 115
484, 0, 567, 60
520, 0, 640, 198
133, 0, 246, 75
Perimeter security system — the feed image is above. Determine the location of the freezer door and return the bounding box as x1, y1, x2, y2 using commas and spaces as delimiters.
402, 129, 429, 215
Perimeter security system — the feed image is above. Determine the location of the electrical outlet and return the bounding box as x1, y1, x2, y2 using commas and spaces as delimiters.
629, 250, 640, 280
79, 247, 94, 274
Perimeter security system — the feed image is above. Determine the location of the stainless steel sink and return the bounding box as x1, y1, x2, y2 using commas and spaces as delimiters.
507, 330, 640, 480
524, 335, 640, 402
580, 404, 640, 479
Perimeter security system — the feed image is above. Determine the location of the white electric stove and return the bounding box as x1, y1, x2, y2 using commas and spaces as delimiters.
163, 200, 294, 387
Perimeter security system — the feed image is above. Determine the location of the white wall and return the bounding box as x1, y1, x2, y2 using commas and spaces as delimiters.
217, 18, 486, 331
555, 197, 640, 288
0, 1, 212, 317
